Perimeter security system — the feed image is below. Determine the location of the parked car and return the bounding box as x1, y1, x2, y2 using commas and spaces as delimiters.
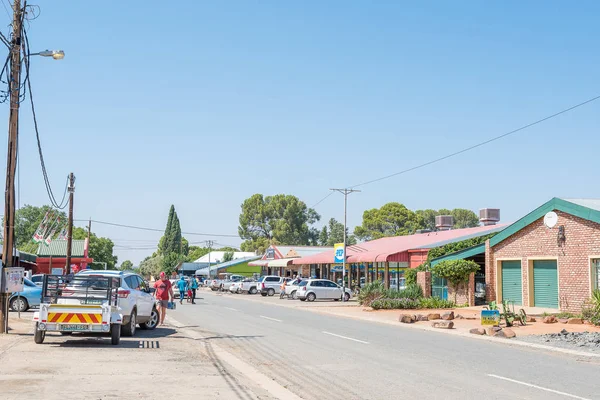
237, 278, 259, 294
77, 270, 158, 336
228, 281, 242, 293
171, 276, 192, 298
257, 276, 290, 296
220, 276, 244, 292
209, 273, 245, 291
296, 279, 352, 302
31, 274, 45, 287
9, 278, 41, 312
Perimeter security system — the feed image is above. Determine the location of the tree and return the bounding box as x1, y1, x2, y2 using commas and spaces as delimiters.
120, 260, 133, 270
354, 203, 424, 241
161, 252, 185, 276
72, 227, 118, 270
451, 208, 480, 229
139, 255, 163, 279
186, 246, 209, 262
222, 251, 234, 262
158, 205, 183, 255
320, 218, 356, 246
12, 205, 67, 253
430, 259, 480, 303
216, 246, 239, 252
415, 209, 438, 231
238, 194, 320, 251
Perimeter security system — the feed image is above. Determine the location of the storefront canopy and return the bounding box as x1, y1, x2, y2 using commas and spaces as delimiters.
291, 224, 507, 265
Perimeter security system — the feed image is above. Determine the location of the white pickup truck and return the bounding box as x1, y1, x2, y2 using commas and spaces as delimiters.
229, 278, 259, 294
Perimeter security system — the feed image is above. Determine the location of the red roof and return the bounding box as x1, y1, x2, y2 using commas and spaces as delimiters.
291, 224, 508, 265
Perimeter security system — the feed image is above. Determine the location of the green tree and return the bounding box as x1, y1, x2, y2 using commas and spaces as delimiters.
216, 246, 239, 252
222, 251, 234, 262
12, 205, 67, 253
415, 209, 438, 231
238, 194, 320, 251
186, 246, 209, 262
72, 227, 118, 270
430, 259, 480, 303
120, 260, 133, 271
354, 203, 424, 241
158, 205, 183, 255
321, 218, 356, 246
161, 252, 185, 276
451, 208, 480, 229
319, 226, 328, 246
139, 255, 163, 279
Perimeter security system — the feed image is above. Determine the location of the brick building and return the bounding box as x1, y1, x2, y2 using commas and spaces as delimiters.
433, 198, 600, 312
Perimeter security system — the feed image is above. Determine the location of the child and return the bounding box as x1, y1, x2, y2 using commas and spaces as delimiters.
187, 288, 193, 303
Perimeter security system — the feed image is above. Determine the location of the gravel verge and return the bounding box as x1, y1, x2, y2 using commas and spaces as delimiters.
518, 329, 600, 353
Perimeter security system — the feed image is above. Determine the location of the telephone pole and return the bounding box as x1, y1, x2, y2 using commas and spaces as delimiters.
206, 240, 214, 277
330, 188, 360, 301
0, 0, 23, 334
65, 172, 75, 274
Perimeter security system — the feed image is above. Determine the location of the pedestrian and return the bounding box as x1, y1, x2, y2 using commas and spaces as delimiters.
153, 272, 175, 326
190, 275, 198, 304
177, 276, 187, 304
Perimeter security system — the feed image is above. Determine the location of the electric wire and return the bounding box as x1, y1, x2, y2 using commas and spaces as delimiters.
74, 219, 239, 238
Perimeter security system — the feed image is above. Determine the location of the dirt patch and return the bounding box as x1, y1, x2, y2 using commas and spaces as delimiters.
519, 329, 600, 353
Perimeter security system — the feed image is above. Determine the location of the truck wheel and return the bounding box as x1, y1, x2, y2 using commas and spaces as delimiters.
111, 324, 121, 345
121, 310, 137, 337
267, 288, 275, 297
34, 323, 45, 344
249, 287, 257, 294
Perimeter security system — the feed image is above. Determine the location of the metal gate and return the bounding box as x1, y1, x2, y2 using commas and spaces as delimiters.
474, 273, 486, 305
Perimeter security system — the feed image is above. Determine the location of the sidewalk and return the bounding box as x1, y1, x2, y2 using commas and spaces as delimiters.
0, 312, 276, 400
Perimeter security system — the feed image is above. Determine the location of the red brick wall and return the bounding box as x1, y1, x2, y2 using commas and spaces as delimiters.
448, 273, 475, 306
417, 271, 431, 298
486, 211, 600, 312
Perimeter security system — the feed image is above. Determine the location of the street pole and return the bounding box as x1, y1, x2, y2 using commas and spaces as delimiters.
206, 240, 214, 278
65, 173, 75, 274
0, 0, 22, 334
330, 188, 360, 301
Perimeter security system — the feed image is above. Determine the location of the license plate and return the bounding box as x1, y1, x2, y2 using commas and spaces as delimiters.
81, 299, 103, 305
60, 324, 89, 331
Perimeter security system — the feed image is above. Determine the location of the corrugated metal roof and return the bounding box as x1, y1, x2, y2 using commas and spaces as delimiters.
561, 198, 600, 212
291, 224, 508, 265
37, 239, 86, 257
193, 251, 255, 263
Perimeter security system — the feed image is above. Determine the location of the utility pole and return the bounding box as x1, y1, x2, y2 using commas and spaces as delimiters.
206, 240, 214, 277
65, 172, 75, 274
87, 218, 91, 241
0, 0, 22, 334
330, 188, 360, 301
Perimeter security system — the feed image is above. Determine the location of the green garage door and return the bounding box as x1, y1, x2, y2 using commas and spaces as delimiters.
502, 261, 522, 305
533, 260, 558, 308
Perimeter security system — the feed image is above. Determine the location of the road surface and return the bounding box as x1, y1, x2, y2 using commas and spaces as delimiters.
169, 290, 600, 400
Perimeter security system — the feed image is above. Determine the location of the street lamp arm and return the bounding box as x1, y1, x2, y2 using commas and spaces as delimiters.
29, 49, 64, 60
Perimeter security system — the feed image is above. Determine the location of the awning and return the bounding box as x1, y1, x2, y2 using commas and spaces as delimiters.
248, 260, 269, 267
430, 243, 485, 267
267, 258, 296, 268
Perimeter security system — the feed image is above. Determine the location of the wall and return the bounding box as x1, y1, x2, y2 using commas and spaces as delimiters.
486, 211, 600, 312
416, 271, 431, 298
447, 273, 475, 306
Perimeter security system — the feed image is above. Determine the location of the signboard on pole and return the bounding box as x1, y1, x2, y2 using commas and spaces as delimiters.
334, 243, 344, 264
481, 310, 500, 326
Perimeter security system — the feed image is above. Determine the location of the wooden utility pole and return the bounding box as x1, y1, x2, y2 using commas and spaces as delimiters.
87, 218, 91, 241
0, 0, 22, 334
65, 172, 75, 274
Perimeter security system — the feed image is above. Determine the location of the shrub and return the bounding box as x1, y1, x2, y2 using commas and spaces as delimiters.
582, 290, 600, 326
371, 298, 420, 310
418, 297, 455, 309
358, 281, 386, 306
397, 283, 423, 300
430, 259, 480, 303
405, 264, 426, 286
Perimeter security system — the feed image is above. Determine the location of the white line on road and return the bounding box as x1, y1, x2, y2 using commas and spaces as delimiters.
260, 315, 282, 322
224, 307, 239, 311
322, 331, 369, 344
487, 374, 591, 400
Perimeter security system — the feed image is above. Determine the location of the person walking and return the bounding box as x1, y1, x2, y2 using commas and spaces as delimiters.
190, 275, 198, 304
177, 276, 187, 304
153, 272, 175, 326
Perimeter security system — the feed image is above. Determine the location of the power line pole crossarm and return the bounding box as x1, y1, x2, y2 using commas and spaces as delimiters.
330, 188, 360, 302
0, 0, 22, 334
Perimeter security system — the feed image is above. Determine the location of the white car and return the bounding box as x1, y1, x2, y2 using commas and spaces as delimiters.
296, 279, 352, 302
281, 278, 304, 299
77, 270, 158, 337
228, 281, 242, 293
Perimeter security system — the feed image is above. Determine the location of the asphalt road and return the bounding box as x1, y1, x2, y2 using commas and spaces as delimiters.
169, 291, 600, 400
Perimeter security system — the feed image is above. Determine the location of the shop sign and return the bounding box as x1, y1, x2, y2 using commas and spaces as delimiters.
481, 310, 500, 326
334, 243, 344, 263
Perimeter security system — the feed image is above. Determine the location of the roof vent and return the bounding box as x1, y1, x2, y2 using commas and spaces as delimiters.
479, 208, 500, 226
416, 229, 432, 234
435, 215, 454, 231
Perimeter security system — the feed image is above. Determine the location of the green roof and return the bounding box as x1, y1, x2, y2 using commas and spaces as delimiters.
490, 197, 600, 247
37, 239, 86, 257
430, 243, 485, 267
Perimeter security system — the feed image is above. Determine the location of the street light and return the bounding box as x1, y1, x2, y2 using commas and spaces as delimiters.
30, 50, 65, 60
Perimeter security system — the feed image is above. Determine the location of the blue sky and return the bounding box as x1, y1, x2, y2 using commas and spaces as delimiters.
6, 1, 600, 264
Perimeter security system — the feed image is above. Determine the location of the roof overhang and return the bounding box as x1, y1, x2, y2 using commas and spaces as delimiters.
430, 243, 485, 267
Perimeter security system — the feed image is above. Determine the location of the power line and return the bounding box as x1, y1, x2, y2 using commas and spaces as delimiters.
310, 192, 334, 209
0, 0, 10, 22
75, 219, 239, 238
348, 94, 600, 189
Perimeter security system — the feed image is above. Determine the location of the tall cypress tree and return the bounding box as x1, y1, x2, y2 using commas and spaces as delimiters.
170, 212, 182, 254
159, 205, 176, 254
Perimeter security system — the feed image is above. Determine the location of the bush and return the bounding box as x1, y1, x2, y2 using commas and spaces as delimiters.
419, 297, 455, 309
358, 281, 386, 306
371, 298, 420, 310
582, 290, 600, 326
405, 264, 426, 286
397, 283, 423, 300
430, 259, 480, 303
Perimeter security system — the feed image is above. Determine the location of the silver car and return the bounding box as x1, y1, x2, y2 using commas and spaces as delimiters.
257, 276, 290, 296
296, 279, 352, 302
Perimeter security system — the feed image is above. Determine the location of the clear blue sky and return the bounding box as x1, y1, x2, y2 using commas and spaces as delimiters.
6, 1, 600, 264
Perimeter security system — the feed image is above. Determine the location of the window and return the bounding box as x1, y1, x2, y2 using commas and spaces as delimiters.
324, 281, 338, 288
266, 277, 279, 282
310, 281, 323, 287
593, 259, 600, 291
298, 281, 308, 287
124, 276, 137, 289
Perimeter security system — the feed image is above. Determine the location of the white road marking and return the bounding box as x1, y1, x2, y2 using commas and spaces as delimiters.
224, 307, 239, 311
322, 331, 369, 344
260, 315, 282, 322
487, 374, 591, 400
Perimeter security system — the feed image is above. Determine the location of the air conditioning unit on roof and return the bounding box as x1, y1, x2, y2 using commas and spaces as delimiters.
479, 208, 500, 226
435, 215, 454, 231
